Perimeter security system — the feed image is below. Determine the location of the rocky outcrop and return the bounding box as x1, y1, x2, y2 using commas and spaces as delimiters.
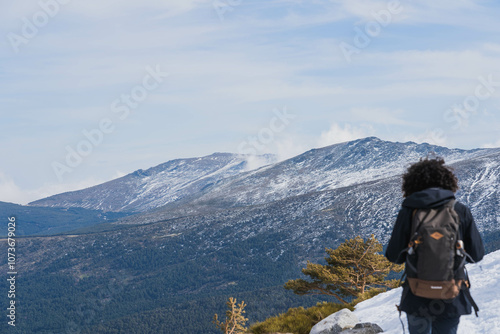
310, 308, 358, 334
341, 323, 383, 333
309, 309, 384, 334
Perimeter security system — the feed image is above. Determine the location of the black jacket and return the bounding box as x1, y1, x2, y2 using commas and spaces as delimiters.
385, 188, 485, 318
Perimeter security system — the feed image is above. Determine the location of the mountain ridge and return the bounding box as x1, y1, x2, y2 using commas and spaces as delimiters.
29, 152, 276, 212
29, 137, 498, 214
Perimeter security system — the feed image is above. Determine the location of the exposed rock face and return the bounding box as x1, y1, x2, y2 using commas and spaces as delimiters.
309, 308, 359, 334
341, 323, 384, 333
309, 309, 385, 334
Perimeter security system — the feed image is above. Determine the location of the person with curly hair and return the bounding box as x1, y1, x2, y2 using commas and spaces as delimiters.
385, 157, 484, 334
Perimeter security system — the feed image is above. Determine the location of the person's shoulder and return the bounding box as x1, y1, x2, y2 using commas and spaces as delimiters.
454, 200, 468, 211
454, 200, 472, 220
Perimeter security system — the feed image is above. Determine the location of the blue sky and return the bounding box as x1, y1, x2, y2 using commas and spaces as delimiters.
1, 0, 500, 204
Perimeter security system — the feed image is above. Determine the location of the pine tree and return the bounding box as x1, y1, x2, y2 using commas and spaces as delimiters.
213, 297, 248, 334
284, 235, 404, 304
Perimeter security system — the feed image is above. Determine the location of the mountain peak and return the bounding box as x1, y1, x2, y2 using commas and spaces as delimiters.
354, 136, 382, 144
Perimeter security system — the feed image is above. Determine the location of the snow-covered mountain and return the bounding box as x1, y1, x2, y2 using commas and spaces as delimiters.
353, 249, 500, 334
30, 153, 276, 212
29, 137, 498, 213
105, 151, 499, 264
189, 137, 496, 208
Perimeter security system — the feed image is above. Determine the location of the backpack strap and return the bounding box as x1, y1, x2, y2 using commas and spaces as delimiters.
463, 267, 480, 317
451, 201, 479, 317
463, 287, 479, 317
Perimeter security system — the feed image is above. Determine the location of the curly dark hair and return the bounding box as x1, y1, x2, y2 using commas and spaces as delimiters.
402, 157, 458, 197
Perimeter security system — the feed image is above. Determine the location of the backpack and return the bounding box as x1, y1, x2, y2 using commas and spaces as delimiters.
404, 199, 467, 300
396, 199, 479, 333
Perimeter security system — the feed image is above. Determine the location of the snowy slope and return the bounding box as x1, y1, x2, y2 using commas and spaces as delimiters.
30, 153, 275, 212
190, 137, 497, 207
353, 250, 500, 333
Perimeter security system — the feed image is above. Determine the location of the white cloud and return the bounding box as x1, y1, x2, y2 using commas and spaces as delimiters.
0, 171, 108, 205
404, 129, 449, 147
368, 50, 499, 82
0, 171, 26, 205
242, 155, 273, 172
318, 123, 372, 147
332, 0, 491, 29
483, 43, 500, 54
112, 170, 127, 179
3, 0, 210, 21
335, 0, 399, 21
481, 138, 500, 148
273, 136, 310, 162
350, 108, 409, 125
209, 80, 346, 104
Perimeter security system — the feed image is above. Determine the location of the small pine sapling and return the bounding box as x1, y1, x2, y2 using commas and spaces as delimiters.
213, 297, 248, 334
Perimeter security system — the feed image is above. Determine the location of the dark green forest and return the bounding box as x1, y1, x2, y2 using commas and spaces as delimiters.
0, 227, 331, 334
